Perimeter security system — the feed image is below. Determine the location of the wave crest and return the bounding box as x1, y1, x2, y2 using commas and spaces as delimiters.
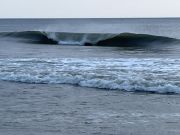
0, 31, 179, 46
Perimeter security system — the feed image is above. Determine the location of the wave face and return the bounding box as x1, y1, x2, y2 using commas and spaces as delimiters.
1, 58, 180, 94
0, 31, 179, 46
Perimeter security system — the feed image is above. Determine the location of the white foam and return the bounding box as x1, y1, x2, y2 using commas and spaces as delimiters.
44, 32, 116, 45
0, 58, 180, 94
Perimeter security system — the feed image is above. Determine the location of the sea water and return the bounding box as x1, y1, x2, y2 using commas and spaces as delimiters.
1, 19, 180, 135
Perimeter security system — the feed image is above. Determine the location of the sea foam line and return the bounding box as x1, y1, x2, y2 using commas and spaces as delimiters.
0, 58, 180, 94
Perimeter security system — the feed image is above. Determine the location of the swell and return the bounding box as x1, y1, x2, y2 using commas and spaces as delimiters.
0, 31, 179, 46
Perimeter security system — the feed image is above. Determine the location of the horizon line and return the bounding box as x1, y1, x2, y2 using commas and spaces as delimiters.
0, 17, 180, 19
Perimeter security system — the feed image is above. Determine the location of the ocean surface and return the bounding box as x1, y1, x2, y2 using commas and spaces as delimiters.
1, 18, 180, 135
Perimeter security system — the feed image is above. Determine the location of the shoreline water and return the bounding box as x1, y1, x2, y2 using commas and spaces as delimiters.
1, 81, 180, 135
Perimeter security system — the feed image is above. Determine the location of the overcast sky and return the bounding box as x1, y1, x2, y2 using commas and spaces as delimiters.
0, 0, 180, 18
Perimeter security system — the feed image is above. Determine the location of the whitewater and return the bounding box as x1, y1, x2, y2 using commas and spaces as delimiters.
1, 58, 180, 94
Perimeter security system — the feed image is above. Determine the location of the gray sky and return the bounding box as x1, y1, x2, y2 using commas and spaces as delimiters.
0, 0, 180, 18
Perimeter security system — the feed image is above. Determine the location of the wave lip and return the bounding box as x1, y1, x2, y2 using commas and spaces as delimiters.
0, 31, 179, 46
1, 58, 180, 94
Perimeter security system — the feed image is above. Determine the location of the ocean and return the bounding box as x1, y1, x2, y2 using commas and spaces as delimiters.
1, 18, 180, 135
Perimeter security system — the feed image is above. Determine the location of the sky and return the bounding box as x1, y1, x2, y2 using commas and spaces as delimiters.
0, 0, 180, 18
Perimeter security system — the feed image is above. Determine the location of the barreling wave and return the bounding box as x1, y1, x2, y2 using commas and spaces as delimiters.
1, 58, 180, 94
0, 31, 179, 46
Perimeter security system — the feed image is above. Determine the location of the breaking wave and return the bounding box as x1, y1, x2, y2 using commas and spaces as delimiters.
1, 58, 180, 94
0, 31, 179, 46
